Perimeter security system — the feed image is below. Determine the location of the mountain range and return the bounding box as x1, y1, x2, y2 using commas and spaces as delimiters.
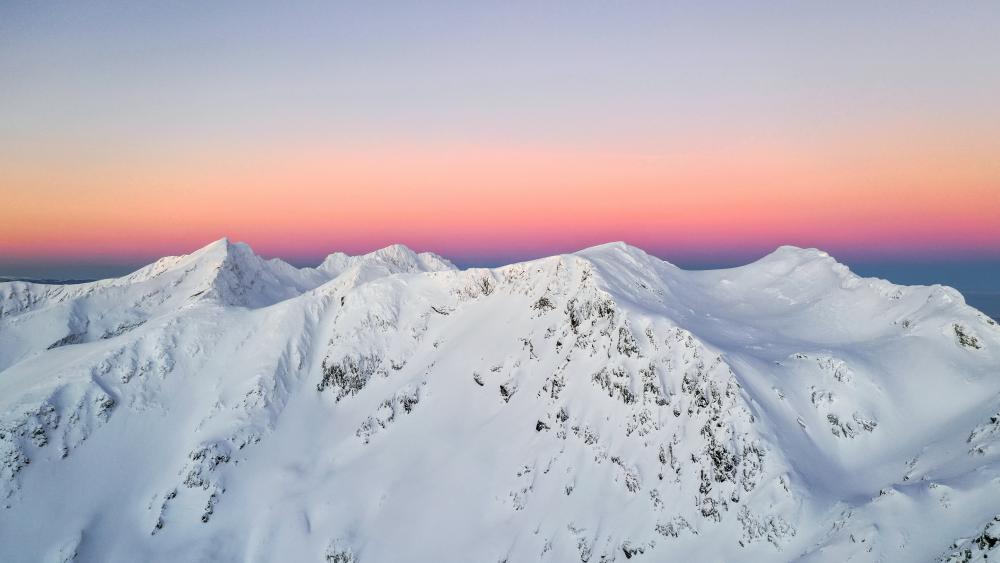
1, 238, 998, 562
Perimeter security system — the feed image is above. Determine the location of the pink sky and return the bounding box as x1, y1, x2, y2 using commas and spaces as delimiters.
4, 131, 999, 264
4, 3, 1000, 267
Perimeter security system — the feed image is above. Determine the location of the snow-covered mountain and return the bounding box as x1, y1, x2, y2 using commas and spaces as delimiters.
1, 239, 998, 563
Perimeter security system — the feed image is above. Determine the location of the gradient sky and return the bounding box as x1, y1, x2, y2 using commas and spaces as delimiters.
2, 1, 999, 276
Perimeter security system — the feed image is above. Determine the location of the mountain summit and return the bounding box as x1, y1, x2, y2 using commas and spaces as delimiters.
1, 241, 998, 562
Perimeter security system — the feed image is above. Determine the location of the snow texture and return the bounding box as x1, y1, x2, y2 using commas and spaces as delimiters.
1, 239, 998, 562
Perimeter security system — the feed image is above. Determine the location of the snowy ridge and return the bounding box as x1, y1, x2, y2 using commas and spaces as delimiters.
317, 243, 456, 278
0, 240, 998, 562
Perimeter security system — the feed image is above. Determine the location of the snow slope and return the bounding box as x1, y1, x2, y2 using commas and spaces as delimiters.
0, 240, 998, 563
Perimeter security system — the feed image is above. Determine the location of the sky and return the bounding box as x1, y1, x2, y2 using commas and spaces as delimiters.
2, 1, 999, 290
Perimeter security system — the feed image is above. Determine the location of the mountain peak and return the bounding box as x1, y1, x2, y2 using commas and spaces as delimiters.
205, 236, 232, 249
576, 240, 646, 256
318, 244, 455, 277
117, 238, 324, 309
366, 243, 420, 264
740, 245, 856, 284
761, 244, 832, 263
572, 241, 663, 269
132, 237, 255, 277
188, 237, 258, 263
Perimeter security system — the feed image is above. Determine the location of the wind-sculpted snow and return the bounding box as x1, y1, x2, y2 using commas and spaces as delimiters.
0, 240, 998, 562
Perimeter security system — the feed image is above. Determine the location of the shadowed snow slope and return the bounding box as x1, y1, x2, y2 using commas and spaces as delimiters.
1, 240, 998, 563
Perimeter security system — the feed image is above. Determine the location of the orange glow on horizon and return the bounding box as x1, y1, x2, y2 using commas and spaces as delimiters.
4, 132, 999, 263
